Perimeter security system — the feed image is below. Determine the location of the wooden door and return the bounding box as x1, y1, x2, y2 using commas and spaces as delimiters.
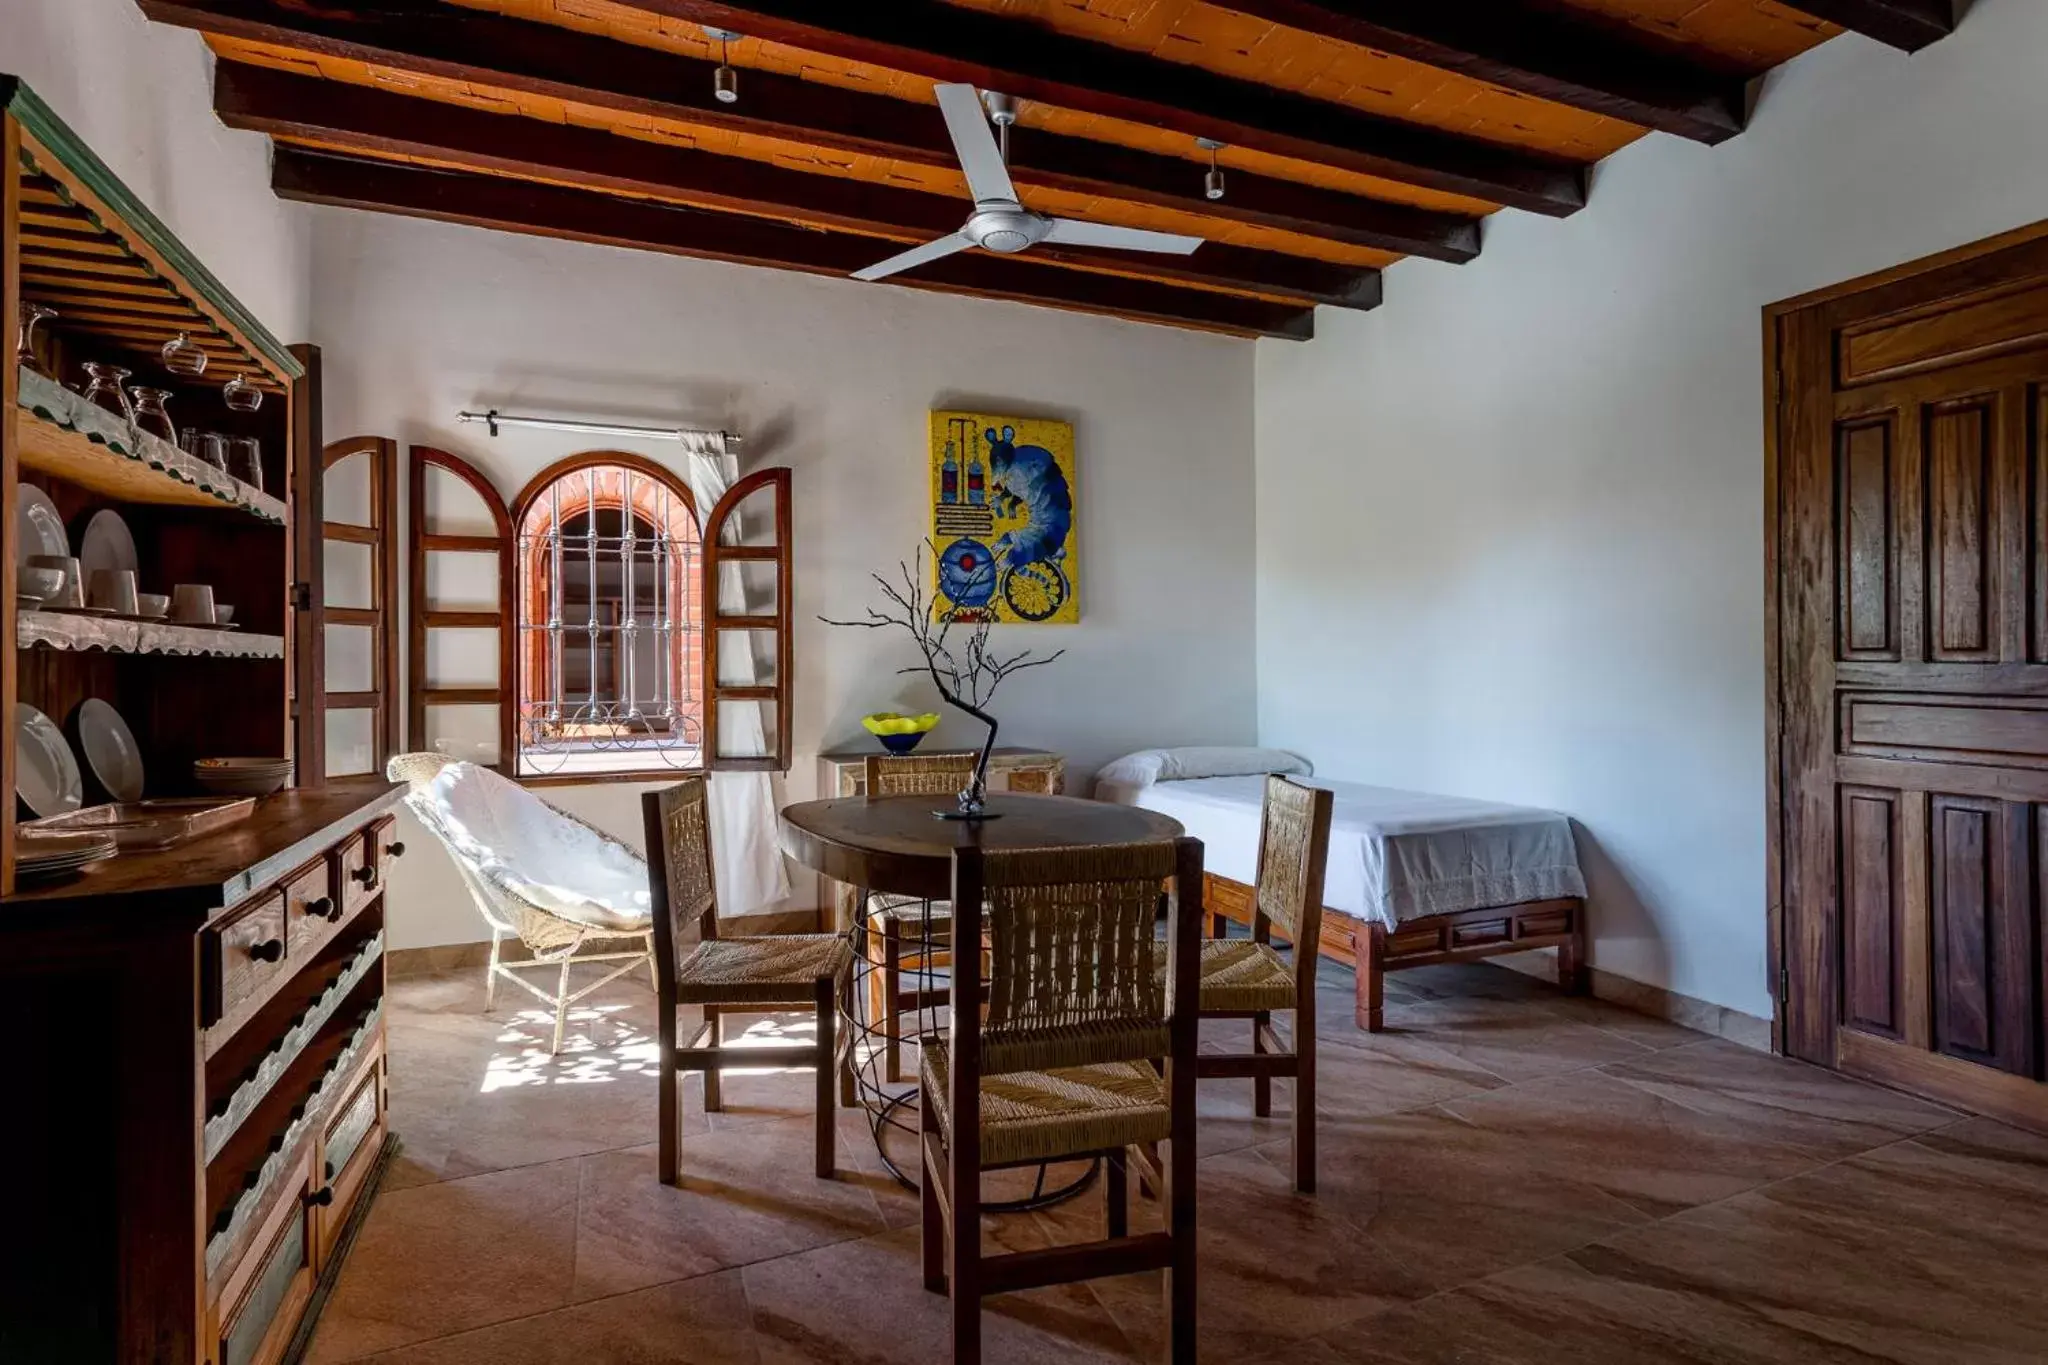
1773, 225, 2048, 1132
320, 436, 400, 776
701, 467, 793, 771
407, 446, 515, 771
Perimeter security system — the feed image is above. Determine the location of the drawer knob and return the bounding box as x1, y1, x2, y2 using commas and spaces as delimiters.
304, 895, 334, 919
350, 865, 376, 886
247, 938, 284, 963
305, 1185, 335, 1208
386, 841, 406, 858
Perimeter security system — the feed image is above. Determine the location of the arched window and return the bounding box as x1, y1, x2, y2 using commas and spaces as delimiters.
511, 455, 702, 779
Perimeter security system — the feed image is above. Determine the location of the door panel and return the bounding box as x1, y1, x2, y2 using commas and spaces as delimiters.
320, 437, 399, 775
1776, 231, 2048, 1127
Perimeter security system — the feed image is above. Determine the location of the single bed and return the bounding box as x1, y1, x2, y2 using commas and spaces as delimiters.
1096, 750, 1589, 1030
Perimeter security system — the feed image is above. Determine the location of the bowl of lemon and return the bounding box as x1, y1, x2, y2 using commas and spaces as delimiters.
862, 711, 941, 754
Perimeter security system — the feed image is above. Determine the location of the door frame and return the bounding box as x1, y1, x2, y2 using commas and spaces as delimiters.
1766, 218, 2048, 1064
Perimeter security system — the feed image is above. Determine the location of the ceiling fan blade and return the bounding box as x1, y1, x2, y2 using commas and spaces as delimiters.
1042, 218, 1203, 255
852, 232, 976, 282
934, 83, 1017, 205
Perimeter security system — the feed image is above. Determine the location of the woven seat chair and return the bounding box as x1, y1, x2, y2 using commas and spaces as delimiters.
922, 837, 1202, 1364
861, 752, 980, 1082
1155, 774, 1332, 1192
388, 752, 657, 1054
644, 777, 854, 1182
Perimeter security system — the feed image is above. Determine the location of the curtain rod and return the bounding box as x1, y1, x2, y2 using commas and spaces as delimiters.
456, 408, 741, 448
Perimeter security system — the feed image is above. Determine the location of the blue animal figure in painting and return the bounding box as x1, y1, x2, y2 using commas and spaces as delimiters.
984, 425, 1071, 571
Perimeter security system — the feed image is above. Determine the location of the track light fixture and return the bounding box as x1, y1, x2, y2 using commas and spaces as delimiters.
1198, 137, 1225, 201
705, 26, 741, 104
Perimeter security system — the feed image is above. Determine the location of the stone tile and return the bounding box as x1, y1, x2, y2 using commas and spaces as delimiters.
743, 1225, 1141, 1364
342, 1271, 760, 1364
1331, 1118, 2048, 1365
1599, 1039, 1959, 1161
1200, 1014, 1510, 1123
573, 1127, 888, 1297
1438, 1068, 1833, 1219
304, 1161, 583, 1363
1373, 995, 1654, 1083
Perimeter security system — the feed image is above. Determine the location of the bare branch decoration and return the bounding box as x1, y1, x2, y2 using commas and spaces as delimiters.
821, 541, 1065, 816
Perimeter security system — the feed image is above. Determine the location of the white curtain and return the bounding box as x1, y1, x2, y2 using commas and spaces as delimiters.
681, 434, 792, 915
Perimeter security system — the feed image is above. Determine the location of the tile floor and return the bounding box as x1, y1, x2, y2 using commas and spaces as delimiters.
306, 961, 2048, 1363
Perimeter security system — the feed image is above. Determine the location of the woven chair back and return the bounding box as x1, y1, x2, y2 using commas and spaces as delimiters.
958, 840, 1183, 1076
1254, 776, 1334, 952
865, 752, 977, 798
386, 751, 454, 789
643, 778, 719, 991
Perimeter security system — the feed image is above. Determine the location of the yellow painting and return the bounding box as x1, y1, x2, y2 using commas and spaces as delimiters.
929, 410, 1079, 624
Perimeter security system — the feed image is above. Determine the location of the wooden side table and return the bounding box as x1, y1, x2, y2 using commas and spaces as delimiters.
813, 746, 1065, 927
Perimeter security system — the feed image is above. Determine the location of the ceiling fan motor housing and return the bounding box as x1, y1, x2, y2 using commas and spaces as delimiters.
965, 202, 1049, 254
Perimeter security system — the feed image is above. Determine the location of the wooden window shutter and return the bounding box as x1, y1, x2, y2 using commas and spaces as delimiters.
407, 446, 515, 772
699, 467, 792, 771
319, 436, 401, 776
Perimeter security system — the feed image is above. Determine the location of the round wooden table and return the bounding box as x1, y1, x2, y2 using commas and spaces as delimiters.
778, 790, 1185, 1204
778, 791, 1186, 907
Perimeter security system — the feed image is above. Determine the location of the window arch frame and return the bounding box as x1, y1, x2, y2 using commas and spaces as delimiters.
509, 451, 704, 784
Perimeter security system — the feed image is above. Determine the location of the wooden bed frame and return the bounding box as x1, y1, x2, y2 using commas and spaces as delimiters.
1202, 874, 1587, 1031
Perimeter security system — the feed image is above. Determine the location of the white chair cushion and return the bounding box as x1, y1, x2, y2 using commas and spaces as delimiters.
420, 762, 652, 932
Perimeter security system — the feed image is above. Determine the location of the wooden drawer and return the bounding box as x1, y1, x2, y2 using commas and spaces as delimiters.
212, 1144, 317, 1365
338, 815, 402, 916
282, 857, 341, 961
316, 1035, 387, 1266
206, 893, 288, 1030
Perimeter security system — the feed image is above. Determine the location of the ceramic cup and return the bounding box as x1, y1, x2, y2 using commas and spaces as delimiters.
170, 583, 215, 625
214, 604, 235, 625
88, 569, 139, 616
135, 593, 170, 619
29, 555, 83, 609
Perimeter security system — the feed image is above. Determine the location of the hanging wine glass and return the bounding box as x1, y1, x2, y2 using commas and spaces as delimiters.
221, 373, 264, 413
130, 388, 177, 445
14, 303, 57, 378
160, 332, 208, 377
80, 362, 136, 421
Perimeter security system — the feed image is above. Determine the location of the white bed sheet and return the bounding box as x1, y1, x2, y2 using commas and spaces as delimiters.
1100, 775, 1585, 929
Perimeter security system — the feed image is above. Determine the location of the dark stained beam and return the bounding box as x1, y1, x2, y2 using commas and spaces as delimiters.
269, 150, 1317, 340
1773, 0, 1960, 52
629, 0, 1585, 215
214, 62, 1381, 310
1206, 1, 1746, 144
139, 0, 1480, 262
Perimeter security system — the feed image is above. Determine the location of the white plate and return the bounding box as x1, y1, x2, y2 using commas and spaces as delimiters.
16, 486, 67, 564
76, 698, 144, 803
16, 703, 82, 818
79, 509, 138, 580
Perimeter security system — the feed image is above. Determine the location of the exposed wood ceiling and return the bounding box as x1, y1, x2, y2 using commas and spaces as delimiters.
137, 0, 1965, 339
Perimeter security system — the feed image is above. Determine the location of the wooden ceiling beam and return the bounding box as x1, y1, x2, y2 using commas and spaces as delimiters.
215, 62, 1382, 310
269, 150, 1316, 340
1773, 0, 1960, 52
627, 0, 1585, 215
1205, 1, 1746, 144
139, 0, 1480, 263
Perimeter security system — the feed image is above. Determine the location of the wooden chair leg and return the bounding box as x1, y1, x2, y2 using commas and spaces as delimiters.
658, 1019, 680, 1187
883, 919, 905, 1083
1164, 1131, 1197, 1365
1106, 1149, 1129, 1239
950, 1117, 982, 1362
838, 968, 858, 1108
814, 977, 837, 1179
1356, 924, 1386, 1033
1293, 1004, 1316, 1195
702, 1007, 724, 1112
920, 1097, 946, 1294
1252, 1009, 1272, 1117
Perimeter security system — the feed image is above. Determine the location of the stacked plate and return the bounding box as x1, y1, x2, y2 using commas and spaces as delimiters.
16, 829, 118, 883
193, 757, 293, 797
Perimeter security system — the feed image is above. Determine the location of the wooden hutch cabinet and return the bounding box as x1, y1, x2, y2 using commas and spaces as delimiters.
0, 80, 401, 1363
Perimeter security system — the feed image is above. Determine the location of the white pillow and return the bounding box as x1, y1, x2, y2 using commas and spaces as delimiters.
1094, 746, 1313, 791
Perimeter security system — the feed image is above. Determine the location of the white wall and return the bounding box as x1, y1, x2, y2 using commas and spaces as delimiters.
1254, 0, 2048, 1020
308, 209, 1258, 948
1, 0, 310, 341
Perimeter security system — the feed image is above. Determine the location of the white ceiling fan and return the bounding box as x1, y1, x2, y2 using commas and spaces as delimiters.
852, 84, 1204, 282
